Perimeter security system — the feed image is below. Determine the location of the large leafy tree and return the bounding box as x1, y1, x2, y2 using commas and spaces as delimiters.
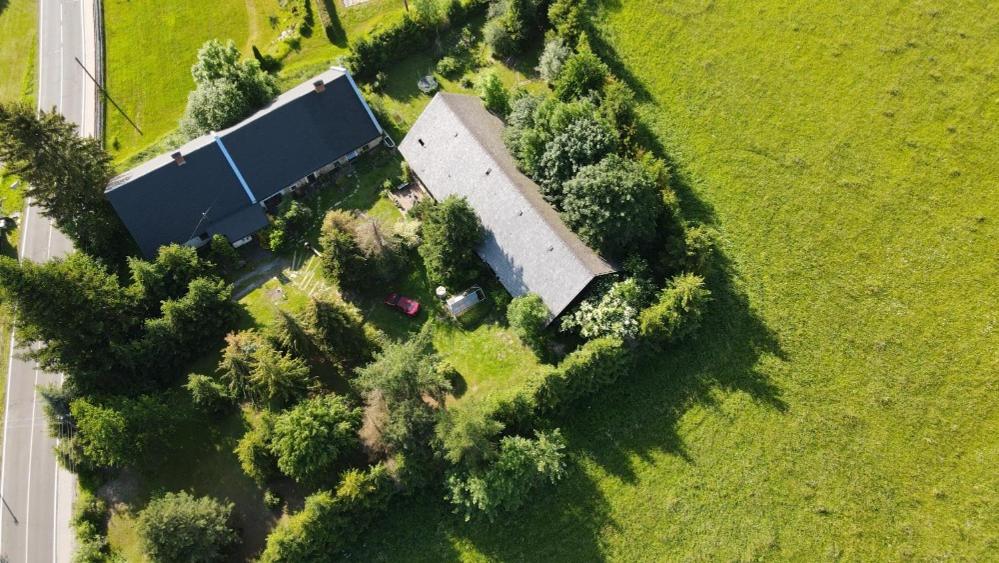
418, 196, 483, 288
137, 491, 238, 563
0, 103, 128, 260
446, 429, 567, 520
269, 394, 362, 484
537, 115, 618, 203
354, 331, 452, 453
182, 39, 278, 135
560, 154, 662, 256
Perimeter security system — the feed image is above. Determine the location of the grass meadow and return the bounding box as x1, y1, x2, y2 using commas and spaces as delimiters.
97, 0, 996, 559
103, 0, 406, 164
0, 0, 36, 104
347, 1, 998, 560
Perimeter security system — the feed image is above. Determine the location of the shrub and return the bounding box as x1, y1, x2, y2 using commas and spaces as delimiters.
639, 272, 711, 345
507, 293, 549, 352
537, 114, 618, 202
552, 49, 609, 101
418, 195, 484, 288
434, 401, 504, 468
478, 71, 510, 116
269, 394, 362, 484
71, 489, 109, 563
137, 491, 238, 563
436, 55, 464, 78
267, 200, 315, 253
446, 429, 567, 520
185, 373, 233, 414
258, 465, 394, 562
560, 154, 662, 256
263, 489, 282, 511
537, 37, 571, 83
235, 412, 278, 485
347, 1, 489, 81
561, 278, 649, 340
484, 0, 542, 57
547, 0, 586, 45
483, 17, 516, 57
205, 234, 242, 274
529, 336, 630, 416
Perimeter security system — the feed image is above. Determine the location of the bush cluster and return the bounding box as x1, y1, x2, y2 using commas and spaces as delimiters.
259, 465, 395, 562
181, 39, 278, 136
137, 491, 238, 563
483, 0, 544, 58
346, 0, 489, 81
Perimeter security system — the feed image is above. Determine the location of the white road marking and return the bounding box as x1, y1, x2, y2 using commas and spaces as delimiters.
0, 197, 33, 556
22, 366, 41, 553
59, 2, 64, 113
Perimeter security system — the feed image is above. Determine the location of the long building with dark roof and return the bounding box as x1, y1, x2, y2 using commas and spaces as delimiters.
106, 67, 384, 257
399, 93, 616, 320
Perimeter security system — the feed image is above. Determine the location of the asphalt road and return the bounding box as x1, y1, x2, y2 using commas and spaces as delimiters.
0, 0, 96, 560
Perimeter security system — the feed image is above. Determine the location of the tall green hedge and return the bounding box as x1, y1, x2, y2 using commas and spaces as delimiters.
345, 0, 489, 81
259, 465, 395, 562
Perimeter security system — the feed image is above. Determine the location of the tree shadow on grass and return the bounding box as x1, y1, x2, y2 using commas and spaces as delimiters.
349, 467, 615, 562
322, 0, 348, 47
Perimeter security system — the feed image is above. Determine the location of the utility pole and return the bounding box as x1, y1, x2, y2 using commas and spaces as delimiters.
74, 56, 143, 135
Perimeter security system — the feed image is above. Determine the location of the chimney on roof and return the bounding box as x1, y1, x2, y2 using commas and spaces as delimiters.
313, 80, 326, 93
171, 152, 185, 166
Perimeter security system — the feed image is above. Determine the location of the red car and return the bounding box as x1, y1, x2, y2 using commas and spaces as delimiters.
384, 293, 421, 317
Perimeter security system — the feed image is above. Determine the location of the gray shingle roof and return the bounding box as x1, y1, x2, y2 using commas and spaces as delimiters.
106, 68, 383, 257
399, 93, 615, 319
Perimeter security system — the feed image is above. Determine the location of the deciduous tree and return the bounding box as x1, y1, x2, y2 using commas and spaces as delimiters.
137, 491, 238, 563
560, 154, 661, 256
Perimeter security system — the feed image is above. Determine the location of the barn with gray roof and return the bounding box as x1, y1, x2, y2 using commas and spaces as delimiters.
399, 93, 616, 320
106, 67, 384, 257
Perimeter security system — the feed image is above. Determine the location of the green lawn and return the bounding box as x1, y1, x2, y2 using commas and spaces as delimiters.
104, 0, 407, 164
103, 0, 254, 162
105, 402, 278, 562
0, 0, 36, 104
350, 1, 999, 560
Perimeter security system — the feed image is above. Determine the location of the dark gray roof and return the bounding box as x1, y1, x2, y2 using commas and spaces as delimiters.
106, 68, 383, 257
399, 93, 616, 319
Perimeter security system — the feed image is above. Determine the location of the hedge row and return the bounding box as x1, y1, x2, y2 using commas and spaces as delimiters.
345, 0, 489, 81
259, 464, 395, 562
486, 336, 634, 434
